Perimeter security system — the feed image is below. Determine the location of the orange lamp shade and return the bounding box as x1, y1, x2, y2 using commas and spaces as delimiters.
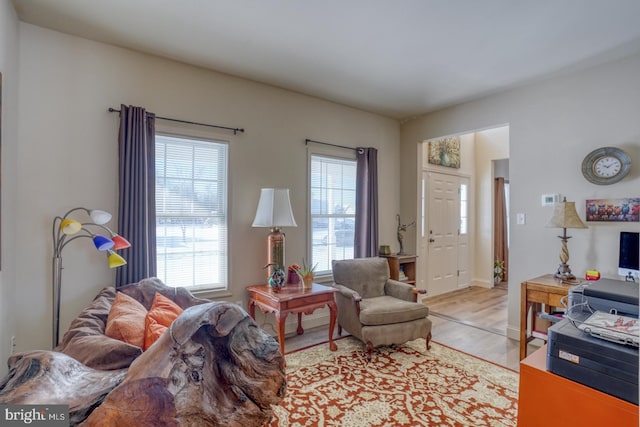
111, 235, 132, 250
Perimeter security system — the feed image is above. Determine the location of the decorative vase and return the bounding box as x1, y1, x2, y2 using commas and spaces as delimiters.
269, 268, 286, 292
301, 274, 314, 288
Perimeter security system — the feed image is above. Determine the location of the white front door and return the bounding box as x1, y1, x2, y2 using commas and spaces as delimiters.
421, 172, 470, 296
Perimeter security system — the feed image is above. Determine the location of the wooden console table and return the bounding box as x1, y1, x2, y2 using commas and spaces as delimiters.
380, 254, 416, 285
246, 282, 338, 357
518, 345, 638, 426
520, 274, 575, 360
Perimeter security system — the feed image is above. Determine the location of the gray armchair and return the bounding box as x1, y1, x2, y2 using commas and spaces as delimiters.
332, 257, 432, 359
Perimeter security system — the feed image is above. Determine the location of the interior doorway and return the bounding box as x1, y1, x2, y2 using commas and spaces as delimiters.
418, 126, 509, 297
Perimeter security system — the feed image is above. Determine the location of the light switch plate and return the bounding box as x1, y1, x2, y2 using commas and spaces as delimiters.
516, 213, 526, 225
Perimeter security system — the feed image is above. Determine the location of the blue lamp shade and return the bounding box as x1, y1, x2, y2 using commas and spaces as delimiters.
92, 235, 115, 251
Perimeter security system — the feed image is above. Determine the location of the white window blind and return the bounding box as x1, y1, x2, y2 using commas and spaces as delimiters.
310, 154, 356, 274
155, 134, 228, 290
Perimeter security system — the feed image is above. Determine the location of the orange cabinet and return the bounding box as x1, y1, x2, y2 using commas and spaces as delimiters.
518, 345, 638, 427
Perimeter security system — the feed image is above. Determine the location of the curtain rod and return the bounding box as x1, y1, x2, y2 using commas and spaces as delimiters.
305, 138, 364, 154
108, 107, 245, 135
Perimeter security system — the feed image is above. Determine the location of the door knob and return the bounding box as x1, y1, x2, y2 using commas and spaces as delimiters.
429, 238, 435, 243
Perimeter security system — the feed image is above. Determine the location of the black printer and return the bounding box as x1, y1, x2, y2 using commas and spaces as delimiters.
546, 278, 639, 404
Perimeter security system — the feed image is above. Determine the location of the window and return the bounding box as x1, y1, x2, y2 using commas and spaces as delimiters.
155, 134, 228, 291
459, 183, 468, 235
310, 154, 356, 274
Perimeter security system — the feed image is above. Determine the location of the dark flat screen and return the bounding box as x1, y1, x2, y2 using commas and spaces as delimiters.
619, 231, 640, 270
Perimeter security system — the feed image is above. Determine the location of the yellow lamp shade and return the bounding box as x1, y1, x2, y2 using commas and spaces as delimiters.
60, 219, 82, 235
107, 251, 127, 268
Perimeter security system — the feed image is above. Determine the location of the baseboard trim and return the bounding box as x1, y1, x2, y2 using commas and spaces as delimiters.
506, 325, 520, 341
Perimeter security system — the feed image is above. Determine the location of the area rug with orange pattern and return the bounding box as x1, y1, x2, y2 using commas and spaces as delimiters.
271, 337, 518, 426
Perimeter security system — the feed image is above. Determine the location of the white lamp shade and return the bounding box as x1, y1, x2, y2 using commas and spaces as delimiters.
89, 209, 112, 225
546, 200, 587, 229
252, 188, 297, 228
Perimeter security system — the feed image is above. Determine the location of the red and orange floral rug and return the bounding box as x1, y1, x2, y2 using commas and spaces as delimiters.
271, 337, 518, 426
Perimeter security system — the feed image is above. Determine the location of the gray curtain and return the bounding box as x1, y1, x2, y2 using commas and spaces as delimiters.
354, 147, 379, 258
116, 104, 157, 287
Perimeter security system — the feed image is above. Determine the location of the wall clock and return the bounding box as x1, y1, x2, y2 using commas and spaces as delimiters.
581, 146, 631, 185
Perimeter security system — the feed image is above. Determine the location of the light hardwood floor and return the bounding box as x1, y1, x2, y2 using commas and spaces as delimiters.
282, 285, 541, 372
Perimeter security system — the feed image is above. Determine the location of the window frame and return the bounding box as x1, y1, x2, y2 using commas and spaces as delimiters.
308, 149, 357, 277
154, 129, 230, 294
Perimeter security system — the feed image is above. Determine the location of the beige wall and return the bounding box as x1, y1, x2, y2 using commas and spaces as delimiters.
401, 53, 640, 339
12, 23, 400, 352
0, 0, 19, 374
474, 126, 509, 285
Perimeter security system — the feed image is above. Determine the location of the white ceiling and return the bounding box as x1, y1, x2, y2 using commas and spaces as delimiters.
12, 0, 640, 119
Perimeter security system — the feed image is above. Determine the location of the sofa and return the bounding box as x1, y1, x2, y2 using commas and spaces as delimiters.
0, 278, 286, 426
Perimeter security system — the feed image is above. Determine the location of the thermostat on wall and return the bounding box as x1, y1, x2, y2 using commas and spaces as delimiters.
541, 194, 560, 206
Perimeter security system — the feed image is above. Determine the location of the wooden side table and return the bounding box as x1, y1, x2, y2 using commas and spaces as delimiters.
519, 274, 575, 360
380, 254, 417, 285
518, 345, 638, 426
246, 282, 338, 357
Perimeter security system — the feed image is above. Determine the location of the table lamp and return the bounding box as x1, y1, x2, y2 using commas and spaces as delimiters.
545, 197, 587, 280
252, 189, 297, 277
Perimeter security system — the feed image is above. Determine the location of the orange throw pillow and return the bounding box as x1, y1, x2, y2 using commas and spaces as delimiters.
105, 292, 147, 348
144, 292, 183, 350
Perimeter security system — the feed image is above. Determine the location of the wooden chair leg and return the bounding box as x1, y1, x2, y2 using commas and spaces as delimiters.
365, 341, 373, 361
426, 331, 432, 350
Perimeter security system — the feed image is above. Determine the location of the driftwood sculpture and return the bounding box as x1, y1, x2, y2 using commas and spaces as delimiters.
0, 279, 286, 426
0, 351, 126, 424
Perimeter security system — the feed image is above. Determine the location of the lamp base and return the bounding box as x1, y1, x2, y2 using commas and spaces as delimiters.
266, 228, 285, 278
554, 263, 575, 281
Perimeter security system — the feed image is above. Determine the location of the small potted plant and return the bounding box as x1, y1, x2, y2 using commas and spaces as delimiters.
295, 258, 317, 288
494, 258, 505, 284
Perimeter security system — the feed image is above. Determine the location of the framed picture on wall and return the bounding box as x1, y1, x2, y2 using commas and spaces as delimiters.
585, 198, 639, 222
427, 136, 461, 168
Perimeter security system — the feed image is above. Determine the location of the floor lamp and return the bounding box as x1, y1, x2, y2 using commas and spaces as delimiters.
252, 189, 297, 278
52, 207, 131, 348
546, 197, 587, 280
